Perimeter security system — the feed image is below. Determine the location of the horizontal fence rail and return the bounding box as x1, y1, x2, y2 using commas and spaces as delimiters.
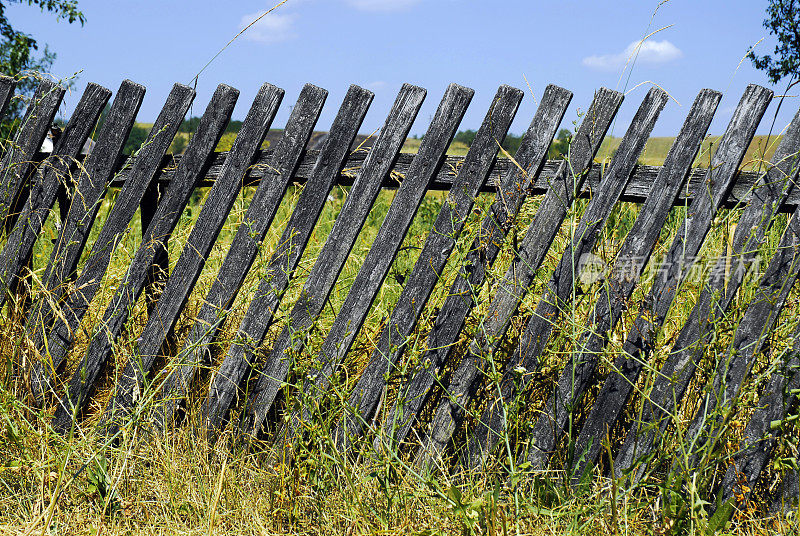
1, 75, 799, 517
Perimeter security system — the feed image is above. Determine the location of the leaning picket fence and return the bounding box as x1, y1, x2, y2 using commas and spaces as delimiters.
1, 74, 799, 515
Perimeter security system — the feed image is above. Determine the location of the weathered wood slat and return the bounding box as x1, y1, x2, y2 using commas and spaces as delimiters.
613, 105, 800, 481
25, 80, 146, 405
608, 86, 776, 481
372, 85, 571, 453
101, 83, 285, 431
388, 88, 621, 455
0, 80, 65, 230
278, 84, 474, 447
596, 86, 779, 481
0, 76, 16, 119
29, 83, 194, 404
561, 90, 723, 480
715, 336, 799, 511
448, 87, 669, 472
50, 84, 238, 433
0, 83, 111, 308
150, 85, 327, 430
161, 85, 372, 434
141, 179, 169, 313
124, 150, 800, 211
204, 84, 425, 438
412, 88, 630, 470
676, 196, 800, 472
333, 84, 527, 451
773, 470, 800, 514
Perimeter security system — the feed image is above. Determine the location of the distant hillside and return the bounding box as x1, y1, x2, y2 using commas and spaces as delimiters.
596, 135, 783, 169
130, 121, 783, 170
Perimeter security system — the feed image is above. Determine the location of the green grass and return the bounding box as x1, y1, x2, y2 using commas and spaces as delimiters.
1, 123, 798, 535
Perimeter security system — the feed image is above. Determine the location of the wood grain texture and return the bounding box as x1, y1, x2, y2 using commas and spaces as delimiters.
280, 83, 474, 448
605, 85, 776, 481
715, 335, 799, 511
165, 85, 373, 435
150, 85, 328, 430
678, 195, 800, 472
50, 84, 237, 434
0, 80, 65, 229
26, 80, 146, 405
130, 150, 800, 212
101, 83, 285, 432
374, 89, 604, 452
410, 88, 623, 470
0, 83, 111, 307
141, 179, 169, 313
30, 83, 193, 405
204, 84, 425, 439
0, 76, 16, 119
333, 84, 526, 452
456, 87, 669, 472
563, 89, 722, 480
609, 104, 800, 482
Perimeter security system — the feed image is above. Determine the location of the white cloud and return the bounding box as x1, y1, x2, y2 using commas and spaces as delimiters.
346, 0, 423, 12
583, 39, 683, 71
366, 80, 387, 90
239, 11, 297, 43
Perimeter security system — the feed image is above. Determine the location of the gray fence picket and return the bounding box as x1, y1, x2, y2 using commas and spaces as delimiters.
101, 83, 285, 431
561, 90, 722, 479
0, 76, 16, 119
26, 80, 146, 404
332, 86, 532, 450
205, 84, 425, 438
29, 83, 192, 404
387, 88, 621, 453
0, 80, 64, 230
602, 86, 777, 481
0, 83, 111, 307
333, 84, 528, 451
676, 196, 800, 473
141, 179, 169, 312
50, 85, 237, 433
413, 86, 627, 470
453, 88, 669, 472
612, 107, 800, 481
715, 336, 799, 511
150, 85, 328, 430
607, 107, 800, 483
157, 85, 373, 433
277, 84, 474, 448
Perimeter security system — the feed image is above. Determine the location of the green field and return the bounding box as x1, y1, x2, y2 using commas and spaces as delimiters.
1, 124, 797, 535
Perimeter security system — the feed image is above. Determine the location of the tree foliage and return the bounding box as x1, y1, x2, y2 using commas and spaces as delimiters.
750, 0, 800, 84
0, 0, 85, 117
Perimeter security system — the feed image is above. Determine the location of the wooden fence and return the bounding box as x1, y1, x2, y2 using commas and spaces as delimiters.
1, 75, 799, 513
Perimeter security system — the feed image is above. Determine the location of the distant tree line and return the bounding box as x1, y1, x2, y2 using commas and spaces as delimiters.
454, 127, 572, 159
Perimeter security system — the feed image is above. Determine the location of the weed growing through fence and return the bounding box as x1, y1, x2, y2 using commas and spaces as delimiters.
0, 80, 799, 535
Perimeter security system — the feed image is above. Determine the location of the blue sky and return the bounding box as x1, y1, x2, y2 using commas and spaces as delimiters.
6, 0, 796, 138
